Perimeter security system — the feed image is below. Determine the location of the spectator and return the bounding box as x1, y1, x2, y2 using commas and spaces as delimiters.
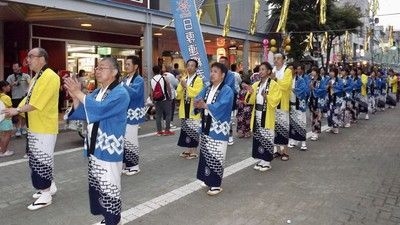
150, 65, 175, 136
6, 62, 30, 137
172, 63, 181, 79
250, 65, 260, 84
77, 69, 87, 93
236, 80, 252, 138
163, 65, 179, 129
0, 81, 14, 157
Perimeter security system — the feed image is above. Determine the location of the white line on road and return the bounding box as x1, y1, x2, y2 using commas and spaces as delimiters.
109, 125, 330, 225
0, 127, 182, 168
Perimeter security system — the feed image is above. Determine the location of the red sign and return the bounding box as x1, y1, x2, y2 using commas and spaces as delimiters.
109, 0, 148, 8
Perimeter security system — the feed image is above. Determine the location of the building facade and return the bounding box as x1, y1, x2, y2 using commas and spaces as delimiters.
0, 0, 270, 82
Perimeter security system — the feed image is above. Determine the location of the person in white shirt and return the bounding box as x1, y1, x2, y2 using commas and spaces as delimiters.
163, 66, 179, 128
150, 66, 174, 136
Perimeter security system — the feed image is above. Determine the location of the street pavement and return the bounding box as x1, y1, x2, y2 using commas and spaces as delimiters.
0, 108, 400, 225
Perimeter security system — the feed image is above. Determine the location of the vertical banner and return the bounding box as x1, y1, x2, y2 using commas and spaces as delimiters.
170, 0, 210, 84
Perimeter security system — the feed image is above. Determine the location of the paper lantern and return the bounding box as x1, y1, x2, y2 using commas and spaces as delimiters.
285, 45, 291, 52
263, 39, 269, 46
270, 46, 278, 53
285, 37, 291, 44
270, 39, 276, 46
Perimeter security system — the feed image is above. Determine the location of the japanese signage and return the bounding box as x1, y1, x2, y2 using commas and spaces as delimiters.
170, 0, 210, 84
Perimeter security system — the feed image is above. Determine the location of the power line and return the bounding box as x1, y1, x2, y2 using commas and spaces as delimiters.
376, 12, 400, 17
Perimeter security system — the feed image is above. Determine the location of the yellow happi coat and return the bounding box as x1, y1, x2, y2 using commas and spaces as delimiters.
388, 75, 398, 94
361, 73, 369, 96
246, 79, 282, 130
176, 74, 204, 120
276, 68, 293, 112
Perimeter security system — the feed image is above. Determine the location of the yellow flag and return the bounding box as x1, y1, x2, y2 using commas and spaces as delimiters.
319, 0, 326, 25
321, 32, 328, 53
388, 25, 394, 47
249, 0, 261, 35
371, 0, 379, 16
276, 0, 290, 33
222, 4, 231, 37
305, 32, 313, 52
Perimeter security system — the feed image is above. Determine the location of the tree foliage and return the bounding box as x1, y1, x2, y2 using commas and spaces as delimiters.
266, 0, 363, 68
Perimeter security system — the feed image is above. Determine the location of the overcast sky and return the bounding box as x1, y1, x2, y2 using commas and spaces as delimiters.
376, 0, 400, 30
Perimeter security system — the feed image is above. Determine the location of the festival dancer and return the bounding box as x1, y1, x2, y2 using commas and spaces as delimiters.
65, 57, 129, 225
176, 59, 204, 159
195, 62, 234, 196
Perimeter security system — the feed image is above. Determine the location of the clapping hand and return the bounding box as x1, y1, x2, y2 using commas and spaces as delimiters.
194, 99, 207, 109
245, 84, 254, 94
180, 78, 187, 89
64, 77, 81, 98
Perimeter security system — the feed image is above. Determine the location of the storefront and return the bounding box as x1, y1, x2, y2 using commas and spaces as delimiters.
153, 27, 263, 73
1, 0, 267, 79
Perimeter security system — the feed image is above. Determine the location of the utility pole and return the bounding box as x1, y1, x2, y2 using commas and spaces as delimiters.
370, 21, 374, 64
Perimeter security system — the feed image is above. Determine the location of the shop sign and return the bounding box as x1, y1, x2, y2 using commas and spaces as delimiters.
97, 47, 112, 55
216, 48, 226, 61
170, 0, 210, 84
107, 0, 148, 8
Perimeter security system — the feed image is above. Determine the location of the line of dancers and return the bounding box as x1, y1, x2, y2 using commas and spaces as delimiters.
176, 55, 398, 197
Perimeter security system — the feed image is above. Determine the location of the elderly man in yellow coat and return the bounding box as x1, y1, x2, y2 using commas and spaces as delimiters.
246, 62, 282, 171
272, 53, 293, 161
176, 59, 204, 159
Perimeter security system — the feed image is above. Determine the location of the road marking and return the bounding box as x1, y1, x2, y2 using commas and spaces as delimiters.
102, 125, 330, 225
0, 127, 181, 168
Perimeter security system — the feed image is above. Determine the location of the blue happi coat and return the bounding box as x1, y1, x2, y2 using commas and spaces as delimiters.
68, 83, 130, 162
122, 74, 146, 125
292, 75, 309, 112
380, 75, 387, 94
367, 77, 376, 97
224, 70, 237, 94
343, 76, 354, 100
196, 84, 234, 141
331, 77, 344, 95
352, 76, 362, 98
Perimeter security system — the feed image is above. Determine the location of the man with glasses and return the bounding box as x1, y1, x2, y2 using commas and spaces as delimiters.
3, 47, 60, 210
65, 57, 129, 225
